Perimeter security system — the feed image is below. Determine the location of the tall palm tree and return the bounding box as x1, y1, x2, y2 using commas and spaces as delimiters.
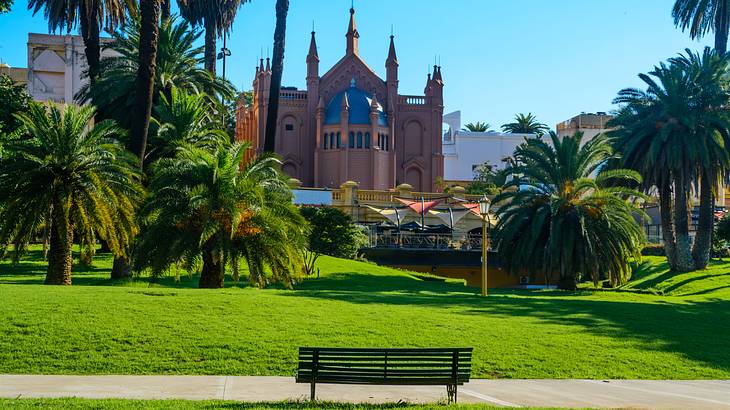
263, 0, 289, 153
28, 0, 137, 85
462, 122, 491, 132
161, 0, 170, 20
135, 143, 307, 288
146, 86, 229, 165
78, 16, 235, 131
1, 0, 13, 14
177, 0, 251, 73
673, 0, 730, 54
0, 103, 143, 285
609, 48, 730, 271
493, 132, 646, 290
501, 113, 549, 136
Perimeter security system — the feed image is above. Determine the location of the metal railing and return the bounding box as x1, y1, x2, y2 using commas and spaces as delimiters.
366, 232, 491, 250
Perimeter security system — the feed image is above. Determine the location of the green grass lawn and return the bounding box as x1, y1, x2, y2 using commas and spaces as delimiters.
1, 249, 729, 379
0, 399, 567, 410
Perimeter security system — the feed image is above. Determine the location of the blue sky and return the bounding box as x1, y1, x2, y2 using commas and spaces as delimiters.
0, 0, 715, 129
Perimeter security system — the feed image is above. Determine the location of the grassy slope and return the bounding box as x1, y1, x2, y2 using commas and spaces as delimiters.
1, 252, 729, 379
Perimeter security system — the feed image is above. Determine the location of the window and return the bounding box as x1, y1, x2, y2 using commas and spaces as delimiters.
323, 133, 328, 149
357, 132, 363, 149
365, 132, 371, 148
330, 133, 335, 149
285, 124, 294, 131
337, 132, 342, 148
349, 132, 355, 148
385, 135, 390, 151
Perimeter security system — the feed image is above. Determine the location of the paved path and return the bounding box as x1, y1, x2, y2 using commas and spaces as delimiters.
1, 376, 729, 409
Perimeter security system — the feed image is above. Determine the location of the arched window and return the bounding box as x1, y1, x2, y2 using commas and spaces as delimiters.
357, 132, 363, 149
385, 135, 390, 151
337, 132, 342, 148
323, 133, 328, 150
349, 132, 355, 148
330, 133, 335, 149
365, 132, 371, 148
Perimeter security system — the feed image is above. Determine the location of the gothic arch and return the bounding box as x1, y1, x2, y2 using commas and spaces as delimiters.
278, 113, 303, 159
404, 166, 424, 192
403, 119, 425, 158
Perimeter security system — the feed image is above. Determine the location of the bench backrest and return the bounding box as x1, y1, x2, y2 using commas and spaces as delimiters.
296, 347, 472, 386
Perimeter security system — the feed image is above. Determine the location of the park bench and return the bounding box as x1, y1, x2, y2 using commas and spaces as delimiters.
296, 347, 473, 403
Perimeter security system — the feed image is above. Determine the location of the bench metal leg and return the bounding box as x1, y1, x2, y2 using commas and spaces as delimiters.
310, 381, 316, 401
447, 384, 457, 403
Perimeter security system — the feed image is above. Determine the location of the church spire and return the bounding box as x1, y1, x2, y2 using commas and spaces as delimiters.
386, 35, 398, 67
307, 30, 319, 63
346, 7, 360, 55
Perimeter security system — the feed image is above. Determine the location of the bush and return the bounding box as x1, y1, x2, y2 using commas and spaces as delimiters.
641, 244, 666, 256
300, 207, 367, 260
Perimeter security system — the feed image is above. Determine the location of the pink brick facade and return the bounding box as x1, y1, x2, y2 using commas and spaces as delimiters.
236, 8, 444, 191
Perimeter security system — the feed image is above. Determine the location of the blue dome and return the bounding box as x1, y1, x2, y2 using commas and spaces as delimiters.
325, 82, 388, 127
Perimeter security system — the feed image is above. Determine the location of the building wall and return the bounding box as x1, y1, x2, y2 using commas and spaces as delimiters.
442, 111, 535, 183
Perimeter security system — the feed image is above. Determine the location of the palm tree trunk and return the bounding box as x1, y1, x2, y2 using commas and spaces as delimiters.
673, 175, 695, 272
692, 170, 714, 269
715, 0, 730, 55
79, 5, 101, 86
659, 178, 678, 269
199, 247, 224, 288
45, 204, 73, 285
160, 0, 171, 21
129, 0, 160, 163
263, 0, 289, 153
111, 255, 133, 280
204, 19, 216, 74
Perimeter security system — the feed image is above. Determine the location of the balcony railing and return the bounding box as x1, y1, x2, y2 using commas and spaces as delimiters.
365, 232, 492, 250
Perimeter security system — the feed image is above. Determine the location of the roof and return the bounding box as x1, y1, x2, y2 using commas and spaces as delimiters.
325, 80, 388, 126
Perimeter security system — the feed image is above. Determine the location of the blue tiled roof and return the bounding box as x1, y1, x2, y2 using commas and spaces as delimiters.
325, 83, 388, 126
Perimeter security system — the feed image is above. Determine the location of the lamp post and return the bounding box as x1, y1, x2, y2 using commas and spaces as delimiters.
479, 195, 491, 296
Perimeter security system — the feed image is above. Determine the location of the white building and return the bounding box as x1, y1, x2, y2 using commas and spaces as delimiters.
11, 33, 115, 103
442, 111, 535, 184
556, 112, 613, 141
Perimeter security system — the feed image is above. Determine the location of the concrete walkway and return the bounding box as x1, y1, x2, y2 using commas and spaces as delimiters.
1, 376, 729, 409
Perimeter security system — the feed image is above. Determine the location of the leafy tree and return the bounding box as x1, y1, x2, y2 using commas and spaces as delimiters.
493, 132, 646, 290
299, 207, 366, 276
146, 87, 229, 165
501, 113, 549, 136
78, 16, 235, 131
0, 0, 12, 13
0, 74, 32, 134
462, 122, 491, 132
263, 0, 289, 153
0, 103, 143, 285
28, 0, 136, 85
609, 48, 730, 271
135, 143, 307, 288
177, 0, 251, 73
465, 162, 505, 195
673, 0, 730, 54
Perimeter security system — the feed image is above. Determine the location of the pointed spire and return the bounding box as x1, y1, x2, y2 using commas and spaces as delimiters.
317, 96, 325, 109
307, 30, 319, 63
265, 57, 271, 72
259, 58, 265, 71
346, 7, 360, 55
432, 65, 442, 84
386, 35, 398, 68
341, 91, 350, 110
370, 93, 379, 110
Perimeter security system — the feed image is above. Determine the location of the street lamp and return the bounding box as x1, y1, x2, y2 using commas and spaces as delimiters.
479, 195, 491, 296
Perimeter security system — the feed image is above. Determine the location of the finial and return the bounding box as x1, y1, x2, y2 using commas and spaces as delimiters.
312, 20, 315, 33
390, 24, 394, 38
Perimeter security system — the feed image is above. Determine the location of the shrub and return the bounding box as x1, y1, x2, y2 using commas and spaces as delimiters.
641, 244, 666, 256
300, 207, 366, 260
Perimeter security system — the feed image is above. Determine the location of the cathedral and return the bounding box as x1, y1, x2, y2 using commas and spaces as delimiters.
236, 7, 445, 191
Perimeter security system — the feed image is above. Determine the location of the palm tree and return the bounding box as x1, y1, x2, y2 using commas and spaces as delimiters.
0, 103, 143, 285
493, 132, 646, 290
161, 0, 170, 20
610, 48, 730, 271
1, 0, 13, 14
177, 0, 251, 73
78, 17, 235, 131
501, 113, 549, 136
135, 143, 307, 288
673, 0, 730, 54
146, 87, 229, 165
462, 122, 491, 132
263, 0, 289, 153
28, 0, 137, 85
